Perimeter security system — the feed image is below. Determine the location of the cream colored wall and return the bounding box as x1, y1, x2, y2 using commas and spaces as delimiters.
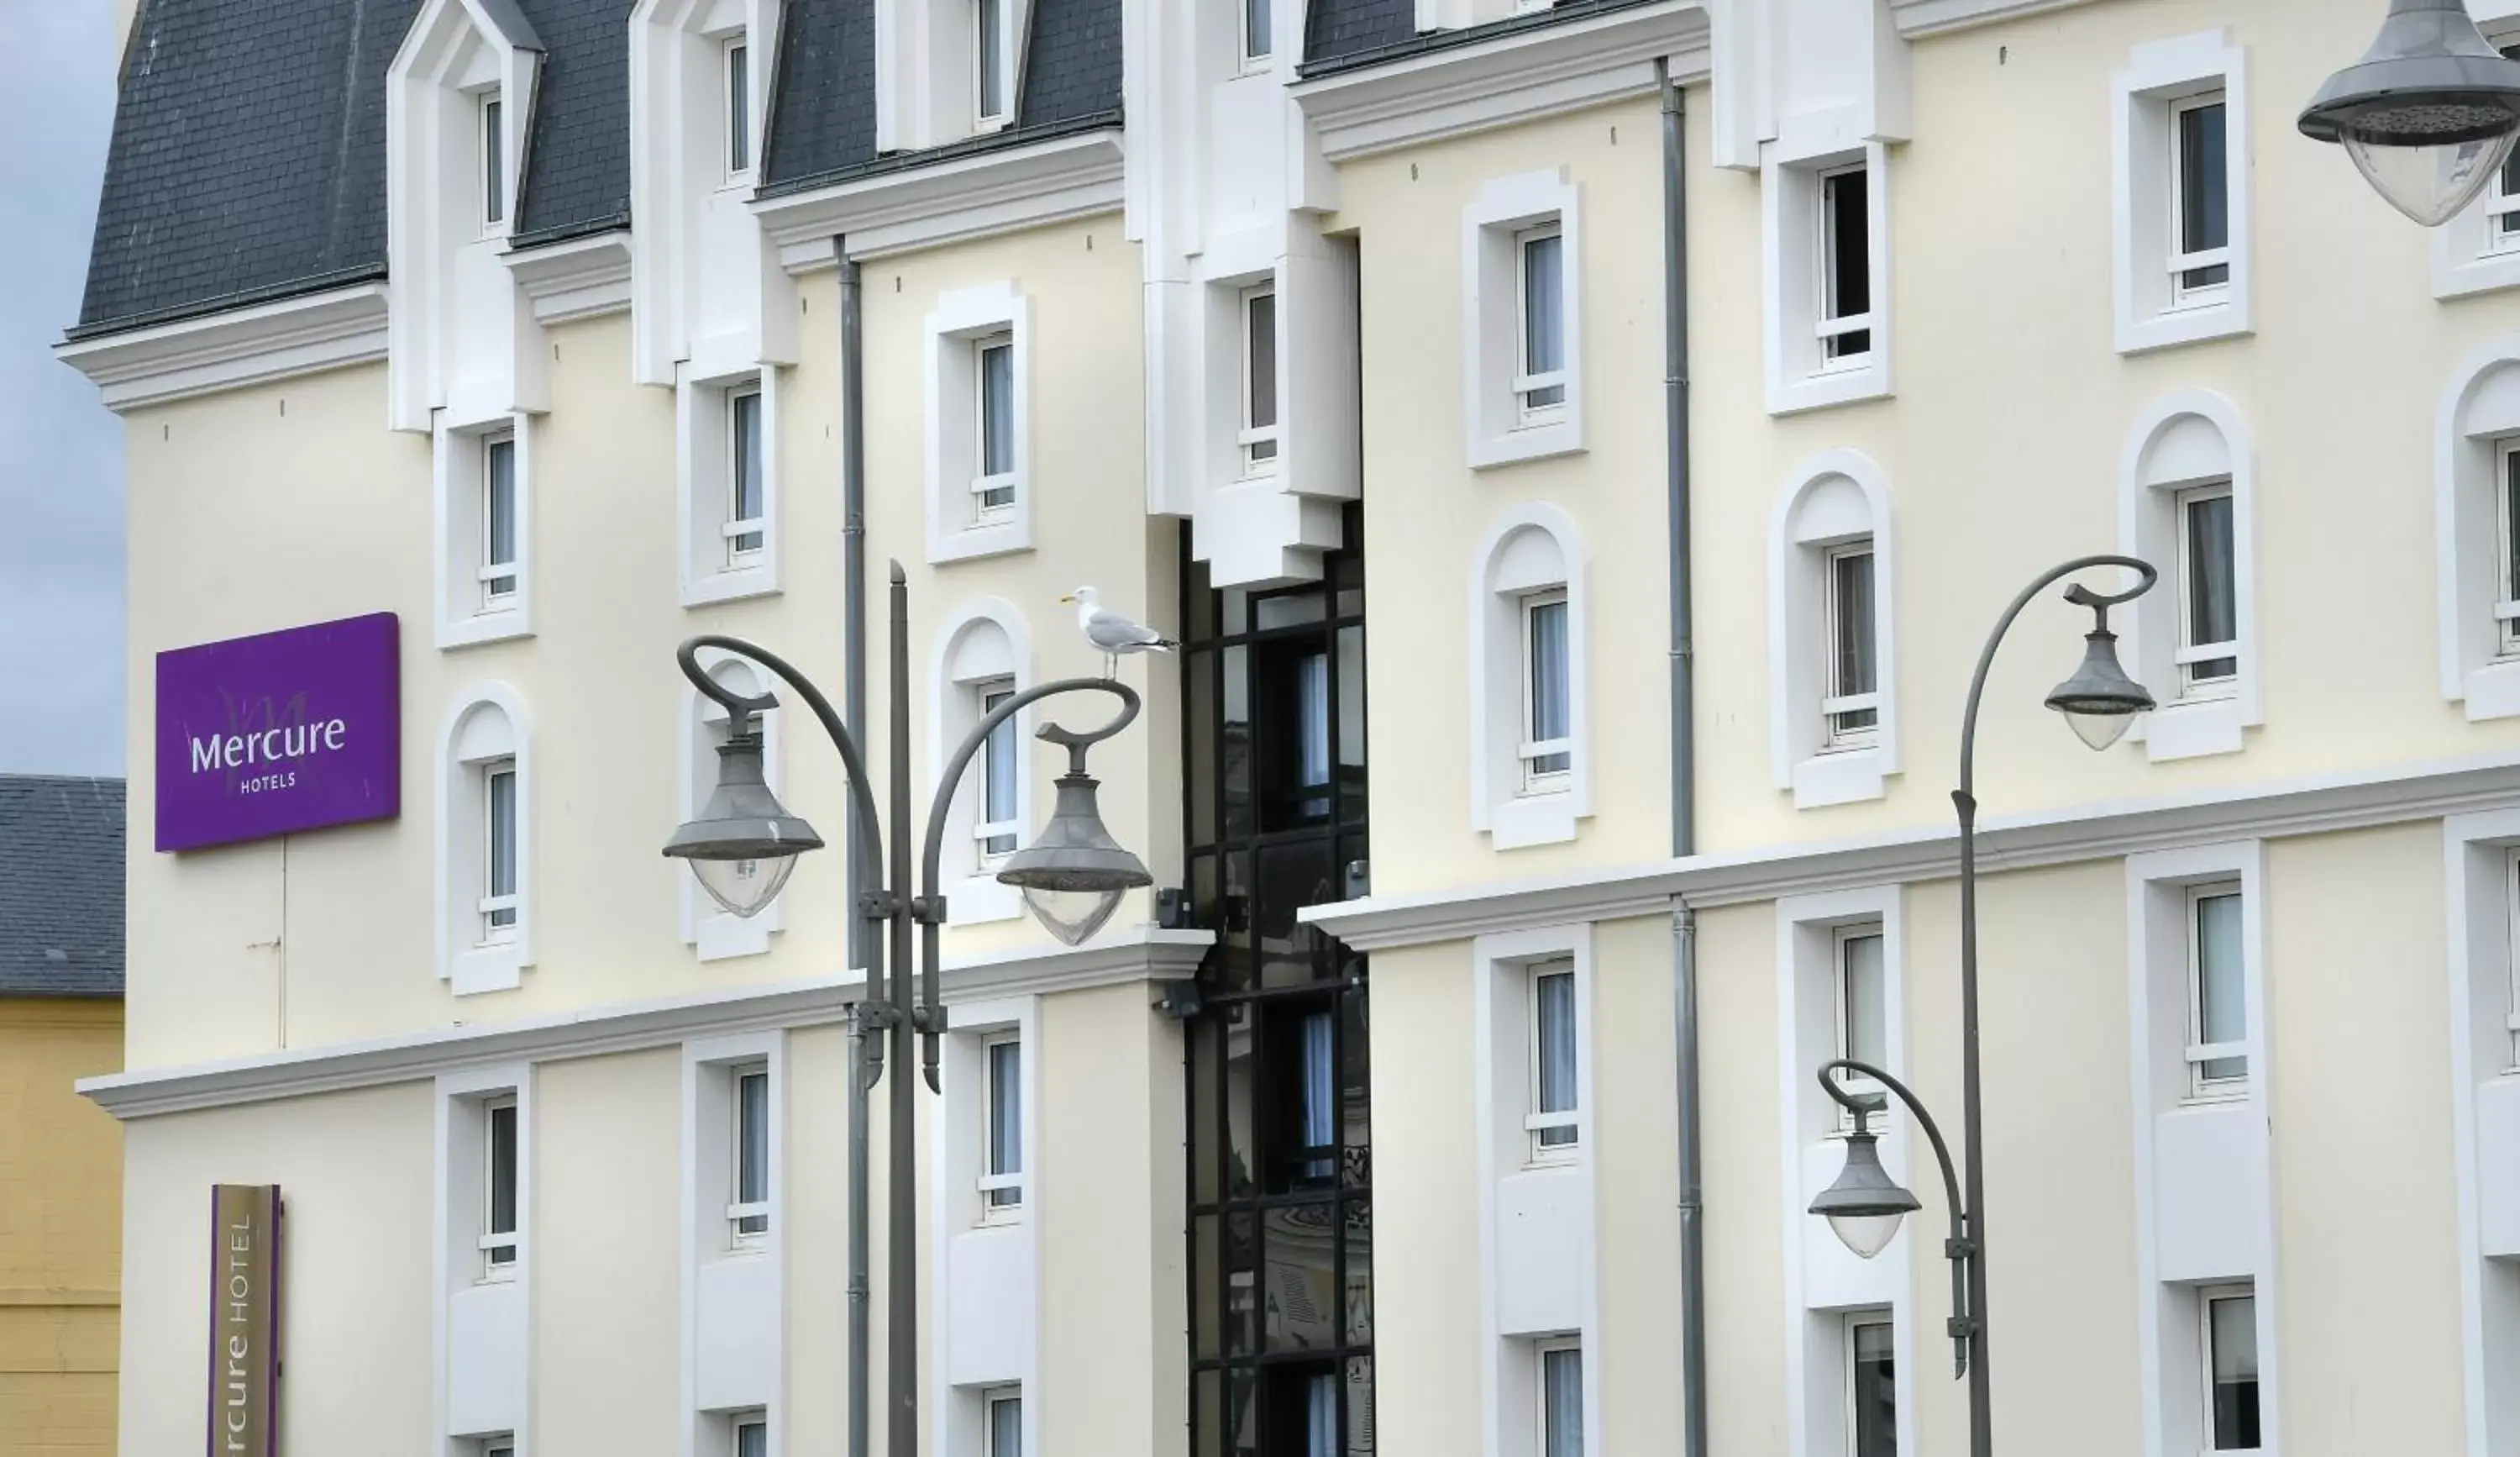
1330, 97, 1674, 897
0, 999, 123, 1457
532, 1048, 682, 1457
116, 1081, 436, 1457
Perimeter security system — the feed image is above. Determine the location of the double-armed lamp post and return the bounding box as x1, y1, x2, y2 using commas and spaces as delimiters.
1806, 556, 2160, 1457
659, 563, 1154, 1457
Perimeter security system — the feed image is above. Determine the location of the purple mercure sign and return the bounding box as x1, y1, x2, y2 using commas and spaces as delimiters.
155, 613, 402, 853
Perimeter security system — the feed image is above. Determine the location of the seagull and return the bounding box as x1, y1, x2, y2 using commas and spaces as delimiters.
1062, 586, 1179, 679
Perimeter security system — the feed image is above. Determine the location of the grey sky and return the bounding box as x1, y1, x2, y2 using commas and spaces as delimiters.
0, 3, 123, 776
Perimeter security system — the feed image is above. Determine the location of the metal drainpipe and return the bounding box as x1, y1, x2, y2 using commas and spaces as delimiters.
839, 239, 874, 1457
1656, 59, 1709, 1457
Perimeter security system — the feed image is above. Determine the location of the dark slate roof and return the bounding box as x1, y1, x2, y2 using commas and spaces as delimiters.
73, 0, 632, 339
760, 0, 1121, 197
0, 778, 125, 999
1302, 0, 1664, 78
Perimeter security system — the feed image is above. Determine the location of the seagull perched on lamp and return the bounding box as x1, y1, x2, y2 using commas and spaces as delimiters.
1063, 586, 1178, 679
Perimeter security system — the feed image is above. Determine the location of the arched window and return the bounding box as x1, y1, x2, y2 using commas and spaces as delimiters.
2436, 338, 2520, 721
437, 684, 532, 994
1469, 504, 1590, 849
932, 601, 1034, 924
682, 656, 786, 960
1768, 450, 1898, 809
2120, 391, 2260, 761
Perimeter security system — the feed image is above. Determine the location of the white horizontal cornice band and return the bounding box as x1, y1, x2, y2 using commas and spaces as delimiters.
1887, 0, 2102, 38
501, 229, 634, 324
81, 924, 1212, 1119
1305, 750, 2520, 950
756, 129, 1127, 271
1291, 0, 1713, 164
55, 283, 391, 412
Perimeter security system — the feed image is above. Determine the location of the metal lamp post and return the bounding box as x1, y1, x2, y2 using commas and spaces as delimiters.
2300, 0, 2520, 225
661, 561, 1153, 1457
1808, 555, 2157, 1457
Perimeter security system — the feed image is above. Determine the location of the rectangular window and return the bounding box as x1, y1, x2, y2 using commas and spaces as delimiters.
1845, 1314, 1896, 1457
1521, 590, 1571, 788
2498, 441, 2520, 657
1824, 542, 1878, 749
481, 434, 517, 607
2187, 882, 2247, 1097
1242, 0, 1270, 66
727, 387, 764, 561
481, 762, 518, 944
978, 682, 1019, 859
1832, 924, 1887, 1126
1539, 1340, 1583, 1457
2176, 485, 2238, 693
2493, 46, 2520, 250
1818, 163, 1872, 363
2201, 1287, 2260, 1451
2171, 94, 2231, 301
1240, 287, 1278, 474
730, 1065, 769, 1244
980, 1034, 1023, 1219
985, 1390, 1022, 1457
977, 0, 1008, 122
734, 1413, 768, 1457
975, 335, 1016, 513
1527, 960, 1578, 1160
1517, 224, 1567, 418
480, 92, 505, 231
726, 40, 751, 176
482, 1096, 518, 1277
485, 1438, 516, 1457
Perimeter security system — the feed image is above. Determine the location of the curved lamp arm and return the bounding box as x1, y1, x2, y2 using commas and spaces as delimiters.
1819, 1057, 1978, 1377
1956, 555, 2157, 800
678, 635, 889, 884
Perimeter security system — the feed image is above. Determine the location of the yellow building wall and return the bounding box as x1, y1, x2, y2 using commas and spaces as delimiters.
0, 999, 122, 1457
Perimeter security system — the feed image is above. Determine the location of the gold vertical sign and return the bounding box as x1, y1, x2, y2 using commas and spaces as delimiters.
207, 1184, 281, 1457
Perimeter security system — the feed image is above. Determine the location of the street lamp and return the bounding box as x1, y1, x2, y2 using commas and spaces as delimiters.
659, 563, 1154, 1457
1808, 555, 2156, 1457
2299, 0, 2520, 226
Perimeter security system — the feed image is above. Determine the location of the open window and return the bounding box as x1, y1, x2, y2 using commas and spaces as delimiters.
438, 686, 533, 993
2121, 391, 2259, 760
1763, 145, 1892, 414
2112, 30, 2252, 353
1770, 451, 1898, 807
1471, 506, 1590, 849
1464, 169, 1584, 467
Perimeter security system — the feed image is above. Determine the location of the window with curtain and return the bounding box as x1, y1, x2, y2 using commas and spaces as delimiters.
2187, 884, 2246, 1097
482, 434, 517, 607
482, 763, 518, 944
1517, 224, 1565, 417
1845, 1315, 1895, 1457
2202, 1288, 2259, 1450
1528, 961, 1578, 1160
482, 1097, 518, 1276
976, 334, 1015, 512
1540, 1342, 1583, 1457
1819, 163, 1870, 362
2176, 486, 2236, 693
1832, 925, 1887, 1127
2171, 95, 2230, 299
979, 682, 1019, 858
1521, 591, 1570, 788
1824, 542, 1877, 750
731, 1065, 769, 1243
982, 1035, 1023, 1218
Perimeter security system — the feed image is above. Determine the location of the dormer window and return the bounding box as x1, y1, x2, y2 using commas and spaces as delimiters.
976, 0, 1009, 124
1240, 286, 1278, 476
480, 91, 506, 233
725, 39, 751, 178
1242, 0, 1270, 68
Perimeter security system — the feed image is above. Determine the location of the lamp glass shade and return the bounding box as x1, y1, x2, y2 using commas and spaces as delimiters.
1019, 886, 1130, 947
662, 732, 824, 919
1808, 1128, 1921, 1262
2045, 628, 2155, 751
2345, 129, 2517, 224
2298, 0, 2520, 224
995, 770, 1153, 944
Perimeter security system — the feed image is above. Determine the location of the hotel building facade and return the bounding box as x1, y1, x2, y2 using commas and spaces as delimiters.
59, 0, 2520, 1454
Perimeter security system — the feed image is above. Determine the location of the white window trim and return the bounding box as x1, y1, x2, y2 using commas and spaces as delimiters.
1829, 922, 1887, 1133
479, 1092, 522, 1278
930, 599, 1034, 925
1518, 588, 1573, 797
977, 1030, 1025, 1223
727, 1062, 772, 1246
681, 655, 788, 960
1534, 1337, 1584, 1457
480, 760, 521, 949
433, 1063, 531, 1456
2439, 807, 2520, 1457
434, 414, 536, 649
973, 332, 1019, 518
2111, 30, 2253, 355
1840, 1312, 1897, 1457
924, 283, 1034, 564
1469, 503, 1592, 849
2119, 390, 2260, 762
725, 383, 767, 568
1814, 161, 1873, 371
679, 367, 783, 606
2433, 34, 2520, 298
679, 1033, 787, 1457
1237, 283, 1280, 479
2197, 1284, 2261, 1455
982, 1387, 1023, 1457
1761, 143, 1893, 415
1769, 450, 1900, 807
1524, 959, 1580, 1166
2431, 338, 2520, 720
480, 431, 520, 612
2165, 93, 2234, 311
1515, 223, 1568, 421
437, 684, 533, 993
1462, 168, 1585, 469
974, 678, 1021, 862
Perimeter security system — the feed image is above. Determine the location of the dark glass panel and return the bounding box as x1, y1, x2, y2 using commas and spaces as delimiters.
1222, 645, 1254, 838
1226, 1369, 1259, 1457
1340, 984, 1371, 1187
1225, 1000, 1257, 1198
1188, 555, 1218, 642
1336, 625, 1367, 825
1191, 1013, 1223, 1206
1257, 839, 1336, 988
1342, 1198, 1373, 1344
1226, 1211, 1261, 1357
1260, 995, 1341, 1192
1263, 1201, 1340, 1352
1261, 1363, 1339, 1457
1194, 1213, 1222, 1358
1196, 1370, 1223, 1457
1251, 635, 1334, 832
1343, 1358, 1374, 1456
1255, 590, 1326, 629
1189, 650, 1220, 848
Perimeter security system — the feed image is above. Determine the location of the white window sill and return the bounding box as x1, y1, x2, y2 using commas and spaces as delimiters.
974, 1207, 1025, 1229
1790, 747, 1887, 809
1488, 789, 1578, 850
450, 941, 527, 996
1767, 358, 1890, 418
438, 609, 533, 651
946, 874, 1022, 926
1468, 414, 1583, 471
2139, 695, 2244, 761
696, 911, 774, 962
2462, 657, 2520, 722
2115, 297, 2250, 356
684, 562, 781, 608
2433, 238, 2520, 300
928, 514, 1032, 565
